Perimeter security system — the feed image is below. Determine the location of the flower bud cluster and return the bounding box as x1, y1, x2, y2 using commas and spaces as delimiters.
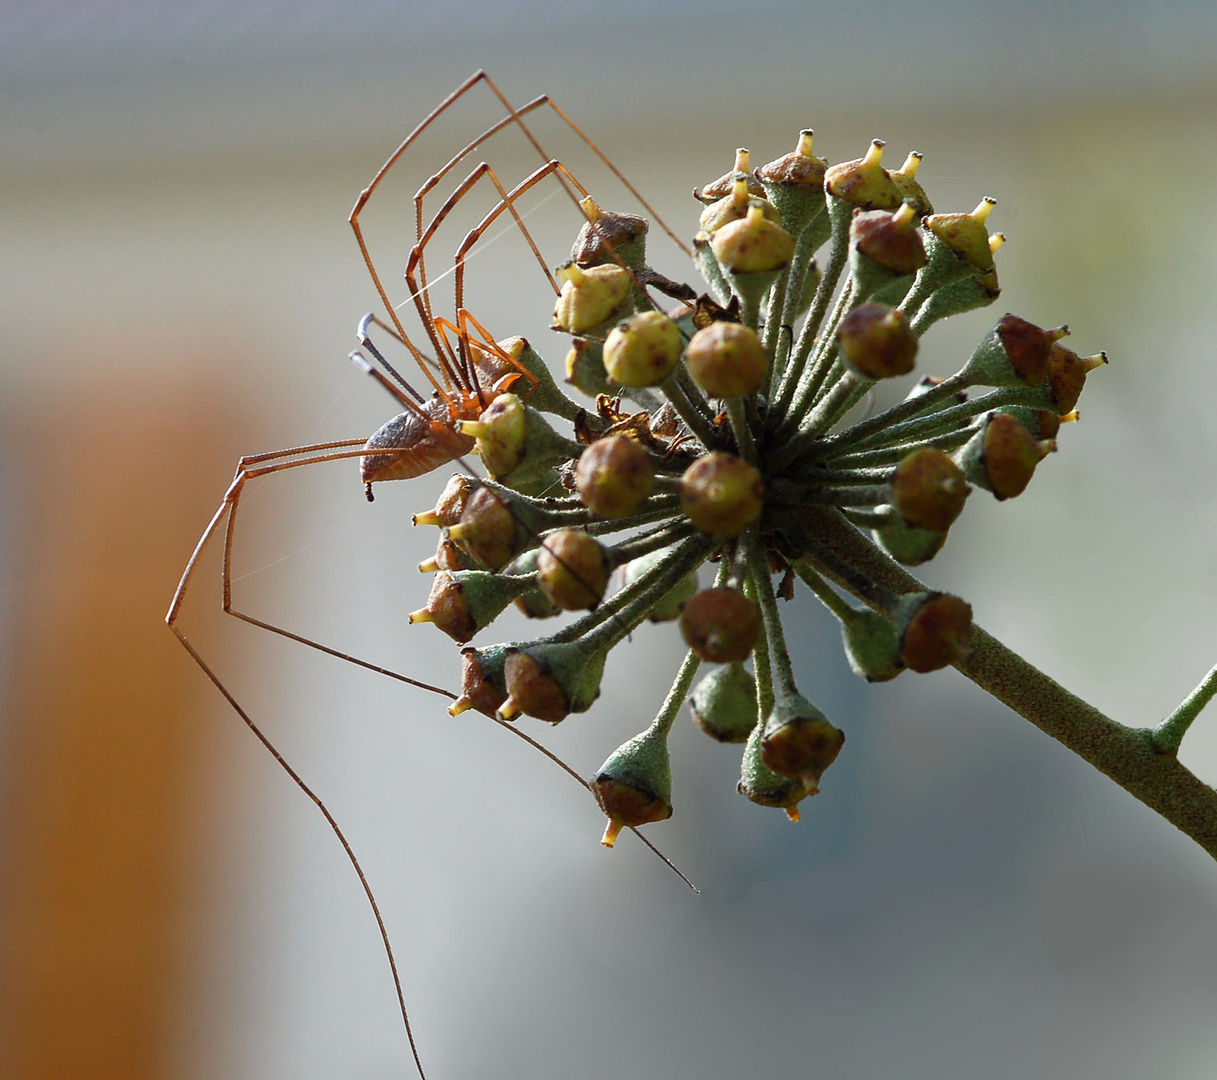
376, 124, 1105, 847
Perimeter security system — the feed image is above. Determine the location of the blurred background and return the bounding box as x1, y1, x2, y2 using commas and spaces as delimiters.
2, 2, 1217, 1077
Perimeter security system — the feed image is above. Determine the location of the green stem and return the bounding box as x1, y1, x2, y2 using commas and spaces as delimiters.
746, 539, 798, 699
1153, 664, 1217, 754
649, 649, 703, 740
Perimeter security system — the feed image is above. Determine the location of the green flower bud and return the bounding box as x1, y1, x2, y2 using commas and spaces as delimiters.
891, 592, 973, 673
621, 545, 698, 622
680, 587, 761, 664
684, 321, 768, 399
603, 311, 683, 387
837, 302, 918, 379
955, 411, 1055, 500
873, 516, 949, 566
1046, 341, 1107, 414
759, 692, 845, 794
570, 196, 649, 271
537, 528, 610, 611
499, 640, 607, 723
552, 263, 632, 334
889, 151, 934, 217
710, 203, 796, 274
824, 139, 901, 210
680, 452, 764, 538
839, 607, 905, 682
889, 448, 970, 531
408, 569, 534, 644
564, 337, 612, 397
693, 148, 766, 204
413, 473, 475, 527
689, 662, 758, 742
591, 726, 673, 847
574, 433, 654, 518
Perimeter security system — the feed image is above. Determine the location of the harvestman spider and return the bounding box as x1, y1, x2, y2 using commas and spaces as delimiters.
166, 71, 696, 1078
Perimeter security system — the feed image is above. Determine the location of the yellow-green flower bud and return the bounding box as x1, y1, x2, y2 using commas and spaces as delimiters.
839, 607, 905, 682
574, 433, 654, 519
710, 204, 795, 274
699, 177, 783, 235
458, 392, 527, 477
603, 311, 683, 387
892, 592, 972, 672
680, 452, 764, 538
680, 587, 761, 664
889, 150, 933, 217
684, 321, 768, 399
837, 302, 918, 379
552, 263, 631, 334
955, 411, 1055, 500
824, 139, 902, 210
536, 528, 610, 611
924, 198, 998, 273
889, 448, 970, 531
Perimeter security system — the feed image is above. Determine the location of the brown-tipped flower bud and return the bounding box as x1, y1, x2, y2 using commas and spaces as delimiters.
458, 392, 527, 477
890, 151, 933, 217
1046, 342, 1107, 414
570, 197, 649, 270
684, 321, 769, 399
603, 310, 683, 387
500, 640, 606, 723
536, 528, 610, 611
837, 302, 918, 379
451, 642, 516, 717
824, 139, 902, 210
710, 204, 796, 274
924, 198, 998, 272
680, 452, 764, 538
956, 411, 1055, 500
413, 473, 475, 527
889, 448, 970, 531
574, 434, 654, 519
960, 313, 1055, 388
694, 148, 766, 204
621, 546, 698, 622
552, 263, 631, 334
420, 535, 485, 573
680, 587, 761, 663
758, 130, 828, 190
873, 517, 949, 566
851, 203, 926, 277
760, 693, 845, 794
1000, 405, 1062, 441
892, 592, 973, 673
738, 717, 808, 819
447, 486, 519, 570
408, 568, 533, 644
689, 662, 758, 743
592, 726, 673, 846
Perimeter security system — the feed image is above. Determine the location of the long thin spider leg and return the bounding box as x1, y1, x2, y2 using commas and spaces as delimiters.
357, 313, 428, 402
